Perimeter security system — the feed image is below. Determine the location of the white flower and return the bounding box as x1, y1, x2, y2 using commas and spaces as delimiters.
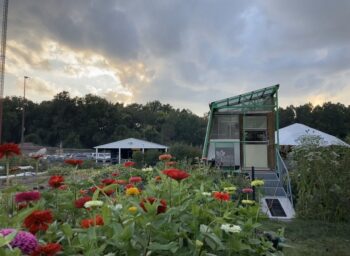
111, 204, 123, 211
201, 192, 211, 196
142, 167, 153, 172
84, 200, 103, 208
220, 224, 241, 234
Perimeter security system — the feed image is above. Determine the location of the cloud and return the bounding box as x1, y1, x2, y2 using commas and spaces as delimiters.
4, 0, 350, 115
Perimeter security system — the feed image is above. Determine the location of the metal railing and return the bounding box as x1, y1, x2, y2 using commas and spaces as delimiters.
276, 150, 293, 207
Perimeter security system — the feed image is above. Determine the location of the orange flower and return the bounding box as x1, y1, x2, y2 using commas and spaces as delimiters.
159, 154, 172, 161
80, 215, 104, 229
48, 176, 64, 188
213, 192, 230, 201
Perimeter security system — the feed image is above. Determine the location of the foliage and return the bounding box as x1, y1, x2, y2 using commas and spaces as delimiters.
144, 149, 161, 166
2, 93, 207, 148
0, 162, 285, 255
169, 143, 201, 164
132, 151, 144, 168
290, 136, 350, 222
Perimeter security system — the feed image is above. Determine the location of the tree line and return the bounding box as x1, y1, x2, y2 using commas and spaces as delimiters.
2, 91, 350, 148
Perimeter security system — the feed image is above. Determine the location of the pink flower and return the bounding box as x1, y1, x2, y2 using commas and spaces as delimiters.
242, 188, 254, 193
15, 191, 41, 203
129, 176, 142, 183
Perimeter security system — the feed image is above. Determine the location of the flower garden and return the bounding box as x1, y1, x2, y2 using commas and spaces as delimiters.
0, 144, 285, 255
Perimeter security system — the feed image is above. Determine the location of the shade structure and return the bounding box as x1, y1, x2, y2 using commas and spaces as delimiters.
277, 123, 349, 147
94, 138, 168, 164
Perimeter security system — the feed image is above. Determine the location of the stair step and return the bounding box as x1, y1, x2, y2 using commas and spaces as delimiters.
263, 180, 282, 187
253, 172, 278, 180
263, 187, 287, 197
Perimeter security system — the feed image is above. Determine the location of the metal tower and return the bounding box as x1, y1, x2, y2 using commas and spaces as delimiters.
0, 0, 9, 144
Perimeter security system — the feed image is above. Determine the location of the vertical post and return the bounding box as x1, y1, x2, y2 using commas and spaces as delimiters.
118, 148, 121, 164
95, 148, 98, 163
251, 166, 256, 201
21, 76, 29, 148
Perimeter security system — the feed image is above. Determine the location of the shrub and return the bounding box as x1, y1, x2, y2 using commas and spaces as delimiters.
169, 143, 201, 164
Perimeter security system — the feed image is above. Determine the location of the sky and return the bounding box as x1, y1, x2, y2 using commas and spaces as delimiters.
3, 0, 350, 115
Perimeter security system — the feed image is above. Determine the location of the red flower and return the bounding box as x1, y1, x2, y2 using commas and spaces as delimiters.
58, 185, 68, 190
159, 154, 172, 161
64, 159, 83, 166
0, 143, 21, 159
30, 243, 62, 256
18, 202, 28, 210
24, 210, 53, 234
165, 161, 177, 166
116, 179, 127, 185
101, 178, 117, 185
74, 196, 92, 208
213, 192, 230, 201
30, 154, 44, 160
162, 169, 190, 181
125, 183, 135, 189
123, 161, 135, 167
111, 172, 119, 177
129, 176, 142, 183
140, 197, 167, 214
80, 215, 104, 229
15, 191, 41, 203
242, 188, 254, 194
48, 176, 64, 188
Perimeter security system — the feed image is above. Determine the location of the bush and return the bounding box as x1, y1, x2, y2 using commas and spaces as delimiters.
132, 151, 144, 168
169, 143, 201, 164
144, 149, 161, 166
290, 136, 350, 222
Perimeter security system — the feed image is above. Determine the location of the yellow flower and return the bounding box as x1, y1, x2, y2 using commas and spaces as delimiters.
224, 186, 237, 193
242, 199, 255, 205
125, 187, 140, 196
251, 179, 264, 187
128, 206, 138, 214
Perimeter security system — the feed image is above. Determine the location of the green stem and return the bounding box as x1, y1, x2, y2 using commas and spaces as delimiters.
5, 158, 10, 186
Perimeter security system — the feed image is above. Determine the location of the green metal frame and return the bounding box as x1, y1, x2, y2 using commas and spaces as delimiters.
202, 84, 280, 161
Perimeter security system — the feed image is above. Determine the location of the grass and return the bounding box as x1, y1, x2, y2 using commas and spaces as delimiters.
263, 219, 350, 256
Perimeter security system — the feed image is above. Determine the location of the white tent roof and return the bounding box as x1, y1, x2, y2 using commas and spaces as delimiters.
94, 138, 168, 149
277, 123, 349, 147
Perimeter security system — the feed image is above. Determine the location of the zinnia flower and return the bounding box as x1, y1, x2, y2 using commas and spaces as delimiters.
48, 176, 64, 188
140, 197, 167, 214
58, 185, 68, 190
30, 154, 44, 160
31, 243, 62, 256
101, 178, 117, 185
162, 169, 190, 181
123, 161, 135, 167
220, 224, 242, 234
75, 196, 92, 208
141, 167, 153, 172
165, 161, 177, 166
242, 188, 254, 193
23, 210, 53, 234
0, 143, 21, 159
213, 192, 230, 201
223, 186, 237, 193
125, 187, 140, 196
84, 200, 103, 208
201, 192, 211, 196
116, 179, 127, 185
15, 191, 41, 203
80, 215, 104, 229
111, 172, 119, 177
128, 206, 138, 214
251, 179, 264, 187
242, 199, 255, 205
159, 154, 172, 161
64, 159, 83, 166
0, 228, 38, 254
129, 176, 142, 183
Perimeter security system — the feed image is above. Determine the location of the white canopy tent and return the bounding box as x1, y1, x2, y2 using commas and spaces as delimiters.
94, 138, 168, 164
277, 123, 349, 147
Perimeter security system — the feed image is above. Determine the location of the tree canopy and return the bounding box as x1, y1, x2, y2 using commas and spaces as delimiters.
2, 92, 350, 148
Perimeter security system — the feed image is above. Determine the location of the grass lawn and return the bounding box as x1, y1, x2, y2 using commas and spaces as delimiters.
264, 219, 350, 256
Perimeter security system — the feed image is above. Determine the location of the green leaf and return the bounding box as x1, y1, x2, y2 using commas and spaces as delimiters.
0, 230, 17, 247
61, 223, 73, 239
148, 242, 179, 253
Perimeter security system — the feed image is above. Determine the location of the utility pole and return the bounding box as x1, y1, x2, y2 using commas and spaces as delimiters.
0, 0, 9, 144
20, 76, 29, 148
